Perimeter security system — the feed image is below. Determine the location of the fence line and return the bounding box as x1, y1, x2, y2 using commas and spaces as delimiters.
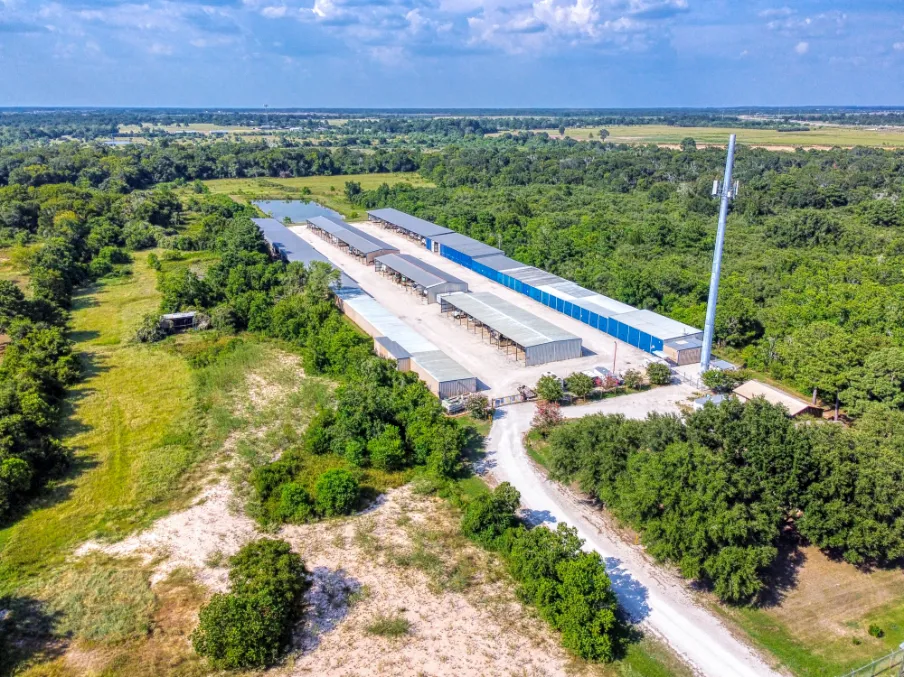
840, 645, 904, 677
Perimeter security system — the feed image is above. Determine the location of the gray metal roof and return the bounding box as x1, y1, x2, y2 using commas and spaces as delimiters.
441, 292, 579, 349
306, 216, 349, 235
254, 218, 359, 291
609, 309, 702, 341
376, 253, 465, 289
253, 217, 331, 266
433, 228, 505, 259
161, 311, 196, 320
432, 232, 504, 259
306, 216, 397, 255
665, 336, 704, 349
478, 254, 530, 272
367, 208, 453, 239
410, 350, 475, 384
375, 336, 411, 360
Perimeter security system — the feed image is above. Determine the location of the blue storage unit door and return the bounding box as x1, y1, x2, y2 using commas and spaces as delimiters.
579, 307, 590, 324
650, 337, 664, 352
627, 326, 639, 348
638, 332, 652, 353
606, 318, 619, 337
440, 245, 473, 269
425, 237, 433, 251
618, 322, 630, 342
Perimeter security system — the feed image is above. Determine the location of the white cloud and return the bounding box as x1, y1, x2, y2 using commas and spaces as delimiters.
894, 42, 904, 51
261, 6, 287, 18
795, 40, 809, 54
148, 42, 174, 55
758, 7, 793, 19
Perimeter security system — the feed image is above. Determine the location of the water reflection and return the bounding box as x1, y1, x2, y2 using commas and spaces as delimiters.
253, 199, 344, 223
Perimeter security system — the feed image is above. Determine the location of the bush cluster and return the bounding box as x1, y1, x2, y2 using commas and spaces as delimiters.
544, 399, 904, 603
461, 483, 624, 662
192, 539, 309, 669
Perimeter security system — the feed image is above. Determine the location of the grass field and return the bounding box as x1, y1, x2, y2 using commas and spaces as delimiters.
714, 545, 904, 677
537, 125, 904, 148
204, 172, 433, 219
118, 123, 256, 134
0, 253, 209, 590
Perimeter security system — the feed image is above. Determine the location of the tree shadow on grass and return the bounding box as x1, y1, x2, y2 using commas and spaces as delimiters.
0, 595, 66, 677
756, 535, 807, 609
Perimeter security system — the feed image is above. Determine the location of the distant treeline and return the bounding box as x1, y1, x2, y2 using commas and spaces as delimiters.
0, 107, 868, 145
0, 141, 420, 190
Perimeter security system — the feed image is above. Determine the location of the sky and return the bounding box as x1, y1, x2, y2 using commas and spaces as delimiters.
0, 0, 902, 107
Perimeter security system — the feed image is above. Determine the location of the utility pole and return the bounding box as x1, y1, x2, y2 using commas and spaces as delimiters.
700, 134, 739, 373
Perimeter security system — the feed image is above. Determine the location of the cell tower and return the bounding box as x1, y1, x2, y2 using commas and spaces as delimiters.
700, 134, 739, 373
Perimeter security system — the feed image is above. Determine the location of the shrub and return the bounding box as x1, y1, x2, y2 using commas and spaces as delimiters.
645, 362, 672, 386
365, 613, 411, 637
461, 482, 521, 547
278, 483, 314, 524
192, 539, 308, 669
303, 410, 334, 455
565, 372, 594, 401
146, 252, 161, 270
367, 425, 405, 470
467, 394, 492, 420
133, 313, 165, 343
622, 369, 644, 390
536, 375, 564, 402
315, 469, 360, 517
869, 624, 885, 638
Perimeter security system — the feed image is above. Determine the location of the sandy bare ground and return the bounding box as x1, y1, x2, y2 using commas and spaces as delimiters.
288, 222, 655, 399
487, 388, 784, 677
71, 362, 596, 677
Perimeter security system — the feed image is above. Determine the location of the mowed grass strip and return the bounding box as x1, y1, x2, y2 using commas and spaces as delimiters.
204, 172, 433, 218
0, 253, 207, 589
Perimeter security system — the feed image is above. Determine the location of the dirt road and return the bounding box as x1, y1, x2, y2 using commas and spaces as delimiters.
485, 388, 783, 677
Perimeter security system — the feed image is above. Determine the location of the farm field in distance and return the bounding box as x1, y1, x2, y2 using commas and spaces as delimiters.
540, 124, 904, 148
204, 172, 433, 218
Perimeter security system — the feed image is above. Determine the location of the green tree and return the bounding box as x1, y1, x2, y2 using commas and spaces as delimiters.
192, 539, 308, 669
314, 468, 359, 517
622, 370, 644, 390
841, 348, 904, 416
536, 375, 564, 402
555, 552, 621, 662
460, 482, 521, 547
645, 362, 671, 386
565, 372, 594, 401
367, 424, 406, 470
680, 137, 697, 151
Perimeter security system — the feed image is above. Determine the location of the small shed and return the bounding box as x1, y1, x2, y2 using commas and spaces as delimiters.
159, 312, 197, 333
733, 380, 823, 418
663, 337, 703, 366
693, 394, 729, 410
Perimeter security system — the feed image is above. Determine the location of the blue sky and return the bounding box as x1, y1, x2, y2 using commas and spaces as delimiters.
1, 0, 902, 107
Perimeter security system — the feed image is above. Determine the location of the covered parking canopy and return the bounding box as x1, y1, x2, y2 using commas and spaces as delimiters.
439, 291, 582, 366
375, 253, 468, 303
306, 216, 398, 264
367, 207, 453, 240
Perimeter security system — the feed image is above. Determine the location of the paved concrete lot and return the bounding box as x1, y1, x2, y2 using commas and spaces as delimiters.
290, 221, 655, 398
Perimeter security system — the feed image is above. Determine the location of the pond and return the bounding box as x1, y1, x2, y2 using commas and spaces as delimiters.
253, 200, 344, 223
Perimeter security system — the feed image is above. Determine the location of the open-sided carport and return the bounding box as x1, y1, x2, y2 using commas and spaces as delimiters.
306, 216, 398, 264
374, 253, 468, 303
439, 291, 582, 366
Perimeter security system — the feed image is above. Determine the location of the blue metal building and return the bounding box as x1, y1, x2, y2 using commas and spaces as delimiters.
365, 211, 703, 356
